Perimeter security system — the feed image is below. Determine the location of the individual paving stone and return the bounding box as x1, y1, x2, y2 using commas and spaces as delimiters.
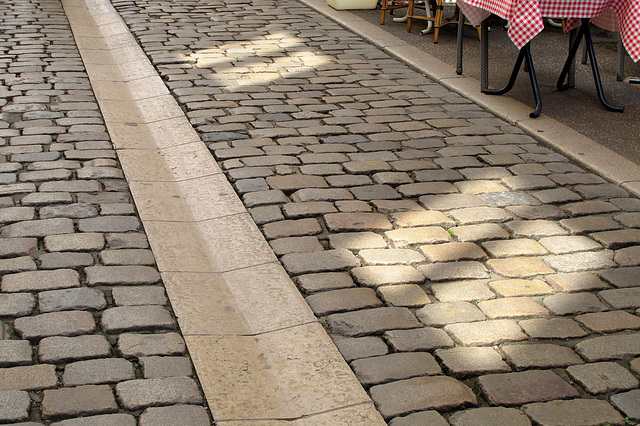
139, 405, 210, 426
39, 203, 99, 219
420, 242, 487, 263
51, 413, 137, 425
574, 333, 640, 361
14, 311, 95, 340
384, 327, 454, 352
478, 192, 541, 208
0, 390, 31, 423
501, 343, 583, 369
385, 227, 451, 248
39, 335, 112, 363
117, 333, 186, 358
397, 182, 457, 197
297, 272, 355, 293
543, 250, 616, 272
20, 192, 73, 206
506, 219, 569, 238
0, 364, 58, 391
562, 200, 622, 217
454, 180, 509, 195
462, 166, 514, 180
431, 280, 495, 303
324, 212, 393, 232
436, 346, 511, 376
522, 399, 624, 426
477, 297, 549, 319
85, 266, 161, 286
390, 210, 455, 228
486, 257, 555, 278
359, 249, 426, 265
450, 223, 510, 242
538, 235, 602, 254
444, 319, 528, 346
291, 188, 354, 202
543, 292, 608, 315
546, 272, 610, 292
77, 216, 140, 233
615, 245, 640, 266
270, 236, 324, 255
250, 205, 284, 225
612, 197, 640, 211
419, 193, 486, 210
560, 216, 623, 234
502, 175, 556, 190
99, 249, 155, 265
0, 293, 36, 317
140, 356, 193, 379
328, 232, 387, 250
39, 180, 101, 193
334, 336, 389, 362
488, 279, 554, 297
326, 307, 422, 336
101, 306, 175, 334
42, 385, 118, 420
266, 174, 328, 192
414, 168, 464, 182
531, 187, 582, 204
518, 318, 589, 339
106, 233, 149, 249
373, 200, 424, 213
369, 376, 477, 419
262, 218, 322, 239
416, 301, 486, 326
1, 269, 80, 293
610, 389, 640, 422
325, 175, 372, 188
378, 284, 430, 307
574, 183, 629, 199
590, 229, 640, 249
39, 252, 95, 269
63, 358, 135, 386
599, 266, 640, 288
336, 200, 372, 212
0, 218, 74, 238
418, 261, 489, 281
506, 204, 567, 220
614, 211, 640, 227
566, 361, 639, 394
0, 340, 32, 367
281, 249, 360, 274
481, 239, 547, 258
351, 352, 442, 386
0, 207, 35, 225
548, 172, 606, 185
0, 255, 36, 273
115, 377, 203, 411
389, 410, 449, 426
38, 288, 107, 313
351, 184, 402, 200
305, 288, 382, 316
449, 407, 531, 426
478, 370, 579, 406
575, 310, 640, 332
0, 237, 38, 257
598, 288, 640, 309
281, 201, 337, 218
632, 357, 640, 374
111, 286, 167, 306
243, 189, 289, 207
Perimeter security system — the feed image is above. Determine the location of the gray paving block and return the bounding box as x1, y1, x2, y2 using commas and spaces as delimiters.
115, 377, 203, 411
0, 390, 31, 423
139, 405, 210, 426
42, 385, 118, 420
63, 358, 135, 386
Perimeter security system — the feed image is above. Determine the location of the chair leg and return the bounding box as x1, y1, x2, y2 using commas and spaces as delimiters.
433, 0, 442, 43
381, 0, 387, 24
407, 0, 414, 32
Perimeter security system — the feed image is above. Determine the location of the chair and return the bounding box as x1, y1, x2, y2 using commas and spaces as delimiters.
407, 0, 479, 43
380, 0, 410, 25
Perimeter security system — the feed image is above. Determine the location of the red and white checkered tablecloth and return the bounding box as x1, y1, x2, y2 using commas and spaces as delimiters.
457, 0, 640, 61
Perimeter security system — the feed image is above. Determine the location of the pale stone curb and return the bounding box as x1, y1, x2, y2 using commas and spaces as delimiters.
61, 0, 383, 422
299, 0, 640, 197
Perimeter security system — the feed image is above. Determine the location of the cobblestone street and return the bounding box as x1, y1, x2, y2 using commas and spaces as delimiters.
1, 0, 640, 424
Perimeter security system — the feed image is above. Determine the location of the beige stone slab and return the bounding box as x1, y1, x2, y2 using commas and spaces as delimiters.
220, 403, 384, 425
92, 76, 170, 102
74, 33, 137, 51
79, 47, 146, 65
130, 175, 245, 222
143, 221, 219, 274
185, 323, 373, 421
107, 117, 201, 150
99, 95, 183, 124
86, 59, 158, 82
196, 213, 278, 273
71, 22, 128, 38
116, 149, 175, 182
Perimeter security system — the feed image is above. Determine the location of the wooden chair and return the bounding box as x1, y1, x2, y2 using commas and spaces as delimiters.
407, 0, 480, 43
380, 0, 410, 25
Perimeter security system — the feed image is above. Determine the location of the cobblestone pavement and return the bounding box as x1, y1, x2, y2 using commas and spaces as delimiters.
0, 0, 212, 423
2, 0, 640, 424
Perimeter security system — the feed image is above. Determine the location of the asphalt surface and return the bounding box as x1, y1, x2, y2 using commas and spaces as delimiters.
352, 7, 640, 166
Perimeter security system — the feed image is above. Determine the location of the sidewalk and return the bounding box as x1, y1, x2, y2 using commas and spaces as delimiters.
1, 0, 640, 424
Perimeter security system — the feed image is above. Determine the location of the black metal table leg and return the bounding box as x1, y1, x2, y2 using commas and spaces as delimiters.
483, 43, 542, 118
456, 9, 464, 75
557, 18, 623, 112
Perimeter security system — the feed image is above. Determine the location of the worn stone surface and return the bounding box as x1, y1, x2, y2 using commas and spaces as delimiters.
0, 390, 31, 423
42, 385, 118, 420
436, 346, 511, 376
448, 407, 532, 426
501, 344, 584, 369
522, 399, 624, 426
566, 362, 639, 394
115, 378, 203, 411
478, 370, 579, 406
444, 319, 528, 346
351, 352, 442, 386
327, 307, 422, 336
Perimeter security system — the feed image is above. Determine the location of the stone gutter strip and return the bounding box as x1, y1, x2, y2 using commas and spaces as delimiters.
61, 0, 385, 422
298, 0, 640, 197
